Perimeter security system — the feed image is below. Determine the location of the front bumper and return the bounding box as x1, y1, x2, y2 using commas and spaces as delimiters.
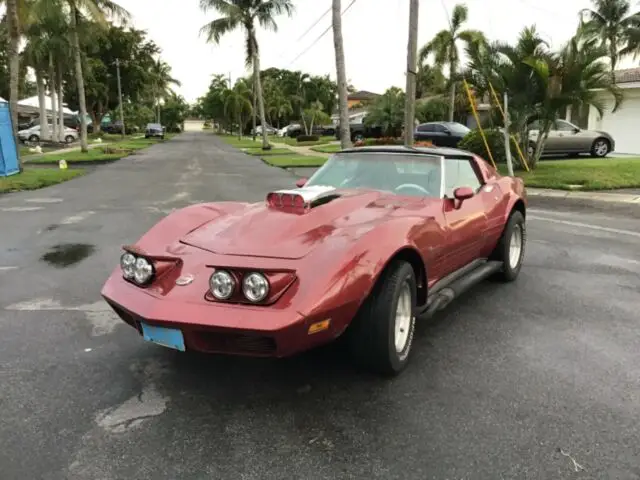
101, 275, 332, 358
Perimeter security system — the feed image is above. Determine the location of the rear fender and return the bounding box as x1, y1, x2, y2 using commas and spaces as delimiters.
134, 202, 248, 253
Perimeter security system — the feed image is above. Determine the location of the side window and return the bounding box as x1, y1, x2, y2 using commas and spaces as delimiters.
555, 120, 576, 131
444, 159, 482, 197
417, 124, 433, 132
432, 124, 446, 133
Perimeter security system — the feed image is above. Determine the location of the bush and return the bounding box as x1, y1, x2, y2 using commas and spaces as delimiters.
458, 128, 522, 165
297, 135, 319, 142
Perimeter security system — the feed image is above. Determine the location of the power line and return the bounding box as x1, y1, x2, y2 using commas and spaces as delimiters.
295, 6, 332, 42
285, 0, 357, 68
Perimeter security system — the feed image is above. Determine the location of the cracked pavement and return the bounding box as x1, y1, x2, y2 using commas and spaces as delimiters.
1, 132, 639, 479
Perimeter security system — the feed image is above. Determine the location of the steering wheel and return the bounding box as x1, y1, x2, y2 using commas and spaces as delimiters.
394, 183, 430, 195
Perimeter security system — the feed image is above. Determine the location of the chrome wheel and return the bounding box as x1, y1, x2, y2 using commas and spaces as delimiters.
594, 140, 609, 156
509, 224, 523, 269
394, 283, 412, 353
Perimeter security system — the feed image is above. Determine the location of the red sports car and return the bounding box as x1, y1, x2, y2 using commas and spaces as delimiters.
101, 146, 527, 376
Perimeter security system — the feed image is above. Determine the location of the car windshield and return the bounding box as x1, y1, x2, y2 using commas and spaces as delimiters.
304, 152, 443, 197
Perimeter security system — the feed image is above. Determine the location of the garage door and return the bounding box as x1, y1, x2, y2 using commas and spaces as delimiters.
184, 120, 205, 132
596, 94, 640, 154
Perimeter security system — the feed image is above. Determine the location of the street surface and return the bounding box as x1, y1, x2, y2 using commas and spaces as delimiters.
1, 132, 639, 479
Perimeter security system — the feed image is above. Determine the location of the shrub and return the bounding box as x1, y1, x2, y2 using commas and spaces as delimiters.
297, 135, 319, 142
458, 128, 522, 165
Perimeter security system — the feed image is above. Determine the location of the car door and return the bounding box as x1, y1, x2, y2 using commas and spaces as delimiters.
415, 123, 434, 142
553, 119, 589, 153
441, 158, 489, 273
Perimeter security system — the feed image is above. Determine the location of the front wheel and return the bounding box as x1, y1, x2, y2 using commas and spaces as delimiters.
591, 138, 610, 157
64, 135, 74, 144
346, 259, 417, 376
491, 210, 526, 282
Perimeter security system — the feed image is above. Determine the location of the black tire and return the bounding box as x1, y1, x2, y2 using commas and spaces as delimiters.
590, 137, 610, 157
64, 135, 74, 143
346, 259, 417, 376
491, 210, 526, 282
29, 135, 39, 143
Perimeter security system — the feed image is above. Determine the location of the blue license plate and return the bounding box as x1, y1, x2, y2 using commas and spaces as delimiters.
140, 322, 185, 351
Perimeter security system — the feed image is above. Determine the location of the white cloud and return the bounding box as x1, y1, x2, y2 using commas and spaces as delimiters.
117, 0, 640, 103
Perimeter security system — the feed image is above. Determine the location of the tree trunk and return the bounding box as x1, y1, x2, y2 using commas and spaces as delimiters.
6, 0, 21, 169
36, 73, 50, 142
332, 0, 352, 149
251, 49, 270, 150
70, 4, 89, 152
49, 53, 59, 142
403, 0, 419, 146
251, 74, 257, 140
57, 68, 65, 142
448, 63, 456, 122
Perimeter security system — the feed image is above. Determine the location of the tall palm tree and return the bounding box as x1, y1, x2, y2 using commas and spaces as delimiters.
332, 0, 351, 149
200, 0, 294, 150
149, 58, 181, 123
580, 0, 640, 74
418, 3, 485, 122
5, 0, 22, 157
64, 0, 130, 152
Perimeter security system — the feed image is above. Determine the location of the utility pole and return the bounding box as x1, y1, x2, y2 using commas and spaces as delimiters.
503, 92, 514, 176
404, 0, 419, 146
252, 73, 257, 141
115, 58, 126, 137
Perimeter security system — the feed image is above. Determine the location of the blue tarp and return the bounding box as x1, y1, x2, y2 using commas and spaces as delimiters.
0, 101, 19, 177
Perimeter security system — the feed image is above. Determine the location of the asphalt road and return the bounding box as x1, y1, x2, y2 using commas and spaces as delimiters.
1, 132, 640, 480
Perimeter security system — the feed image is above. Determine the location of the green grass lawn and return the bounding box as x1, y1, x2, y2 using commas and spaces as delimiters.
262, 154, 328, 168
216, 134, 271, 149
277, 136, 335, 147
310, 144, 342, 153
243, 147, 294, 156
0, 168, 85, 193
503, 157, 640, 190
28, 137, 165, 164
19, 145, 59, 157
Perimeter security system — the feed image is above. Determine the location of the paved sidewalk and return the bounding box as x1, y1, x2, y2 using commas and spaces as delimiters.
527, 188, 640, 204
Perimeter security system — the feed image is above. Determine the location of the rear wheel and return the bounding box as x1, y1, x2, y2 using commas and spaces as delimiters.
491, 210, 526, 282
346, 259, 417, 376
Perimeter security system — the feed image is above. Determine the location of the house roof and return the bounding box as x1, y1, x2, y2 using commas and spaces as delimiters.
613, 68, 640, 84
348, 90, 380, 101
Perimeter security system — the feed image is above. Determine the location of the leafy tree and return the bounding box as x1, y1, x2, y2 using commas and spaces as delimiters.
364, 87, 405, 137
223, 78, 253, 138
200, 0, 294, 150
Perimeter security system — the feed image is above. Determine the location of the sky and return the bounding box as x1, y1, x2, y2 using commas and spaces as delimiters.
117, 0, 640, 103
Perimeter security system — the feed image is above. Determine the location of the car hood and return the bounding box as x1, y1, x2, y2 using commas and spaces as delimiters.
180, 188, 433, 259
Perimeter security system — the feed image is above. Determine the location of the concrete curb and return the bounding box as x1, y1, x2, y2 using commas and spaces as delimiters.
527, 188, 640, 204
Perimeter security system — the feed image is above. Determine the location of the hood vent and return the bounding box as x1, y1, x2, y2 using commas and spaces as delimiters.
266, 185, 340, 214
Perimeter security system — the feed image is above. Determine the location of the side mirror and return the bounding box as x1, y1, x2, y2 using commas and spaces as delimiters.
453, 186, 474, 201
443, 128, 451, 135
296, 177, 308, 188
573, 127, 580, 133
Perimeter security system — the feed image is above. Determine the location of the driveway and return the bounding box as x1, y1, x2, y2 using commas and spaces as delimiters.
1, 132, 639, 479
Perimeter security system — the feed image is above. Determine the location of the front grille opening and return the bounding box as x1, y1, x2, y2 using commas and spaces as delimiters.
191, 331, 277, 355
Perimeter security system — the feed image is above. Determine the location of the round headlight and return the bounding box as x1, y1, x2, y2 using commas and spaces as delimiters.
133, 257, 154, 284
120, 253, 136, 279
242, 272, 269, 302
210, 270, 235, 300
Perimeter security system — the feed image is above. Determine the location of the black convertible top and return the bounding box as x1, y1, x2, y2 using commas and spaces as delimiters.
337, 144, 476, 160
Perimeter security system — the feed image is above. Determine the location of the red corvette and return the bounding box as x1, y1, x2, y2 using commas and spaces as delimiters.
101, 146, 527, 376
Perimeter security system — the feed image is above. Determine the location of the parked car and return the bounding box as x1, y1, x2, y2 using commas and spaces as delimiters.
277, 124, 300, 137
103, 120, 124, 134
101, 145, 527, 376
17, 124, 78, 144
145, 123, 165, 139
414, 121, 470, 147
336, 120, 384, 142
255, 124, 277, 135
527, 119, 615, 157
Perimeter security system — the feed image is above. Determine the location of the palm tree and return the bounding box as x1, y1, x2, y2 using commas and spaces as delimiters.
223, 79, 253, 138
418, 3, 485, 122
149, 58, 181, 123
332, 0, 351, 149
580, 0, 640, 74
200, 0, 294, 150
64, 0, 130, 152
5, 0, 23, 159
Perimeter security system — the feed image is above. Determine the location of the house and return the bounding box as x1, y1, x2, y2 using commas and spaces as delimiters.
347, 90, 380, 108
568, 67, 640, 154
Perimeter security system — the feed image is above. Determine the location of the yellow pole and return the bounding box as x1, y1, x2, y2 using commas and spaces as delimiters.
488, 83, 530, 172
462, 78, 497, 169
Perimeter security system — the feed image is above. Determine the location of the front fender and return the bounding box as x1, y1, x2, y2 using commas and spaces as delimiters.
133, 202, 249, 253
295, 216, 433, 324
